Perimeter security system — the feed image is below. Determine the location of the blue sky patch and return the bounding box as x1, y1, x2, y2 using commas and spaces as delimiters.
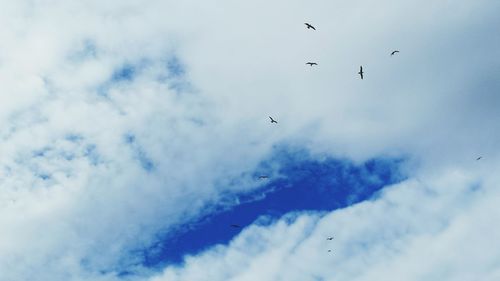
112, 64, 136, 82
123, 133, 155, 172
97, 61, 142, 97
166, 57, 185, 78
65, 133, 84, 143
97, 55, 191, 98
140, 149, 406, 267
83, 144, 100, 166
158, 56, 192, 93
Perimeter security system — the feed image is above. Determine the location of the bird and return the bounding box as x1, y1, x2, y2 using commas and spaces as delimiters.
304, 23, 316, 30
390, 50, 400, 56
230, 224, 241, 228
306, 62, 318, 66
328, 250, 332, 253
327, 237, 334, 240
358, 66, 364, 79
269, 116, 278, 124
259, 175, 269, 179
476, 156, 482, 161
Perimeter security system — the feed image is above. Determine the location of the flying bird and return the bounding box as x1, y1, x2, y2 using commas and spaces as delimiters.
269, 116, 278, 124
476, 156, 482, 161
327, 237, 334, 241
306, 62, 318, 66
391, 50, 400, 56
230, 224, 241, 228
259, 175, 269, 179
328, 250, 332, 253
304, 23, 316, 30
358, 66, 364, 79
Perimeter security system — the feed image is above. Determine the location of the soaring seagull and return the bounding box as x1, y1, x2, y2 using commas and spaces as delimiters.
269, 116, 278, 124
391, 50, 400, 56
327, 237, 334, 241
476, 156, 482, 161
230, 224, 241, 228
358, 66, 364, 79
304, 23, 316, 30
306, 62, 318, 66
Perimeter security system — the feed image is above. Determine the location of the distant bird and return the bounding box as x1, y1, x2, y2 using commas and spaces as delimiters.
327, 237, 334, 241
476, 156, 482, 161
304, 23, 316, 30
390, 50, 400, 56
230, 224, 241, 228
328, 250, 332, 253
358, 66, 364, 79
269, 116, 278, 124
259, 175, 269, 179
306, 62, 318, 66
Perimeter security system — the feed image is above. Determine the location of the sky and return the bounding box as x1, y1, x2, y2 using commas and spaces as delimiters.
0, 0, 500, 280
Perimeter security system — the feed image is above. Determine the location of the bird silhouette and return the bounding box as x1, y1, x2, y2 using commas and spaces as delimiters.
269, 116, 278, 124
391, 50, 400, 56
306, 62, 318, 66
304, 23, 316, 30
230, 224, 241, 228
259, 175, 269, 179
476, 156, 482, 161
358, 66, 364, 79
327, 237, 334, 240
328, 250, 332, 253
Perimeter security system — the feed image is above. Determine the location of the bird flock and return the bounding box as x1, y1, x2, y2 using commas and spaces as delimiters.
269, 22, 400, 124
232, 22, 482, 253
244, 21, 398, 251
303, 22, 398, 80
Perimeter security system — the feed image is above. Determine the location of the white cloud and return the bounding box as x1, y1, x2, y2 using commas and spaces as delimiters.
0, 0, 499, 280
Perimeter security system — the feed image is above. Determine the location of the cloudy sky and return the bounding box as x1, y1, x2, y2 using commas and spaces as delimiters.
1, 0, 500, 280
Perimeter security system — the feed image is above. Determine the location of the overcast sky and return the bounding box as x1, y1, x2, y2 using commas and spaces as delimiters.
1, 1, 500, 280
